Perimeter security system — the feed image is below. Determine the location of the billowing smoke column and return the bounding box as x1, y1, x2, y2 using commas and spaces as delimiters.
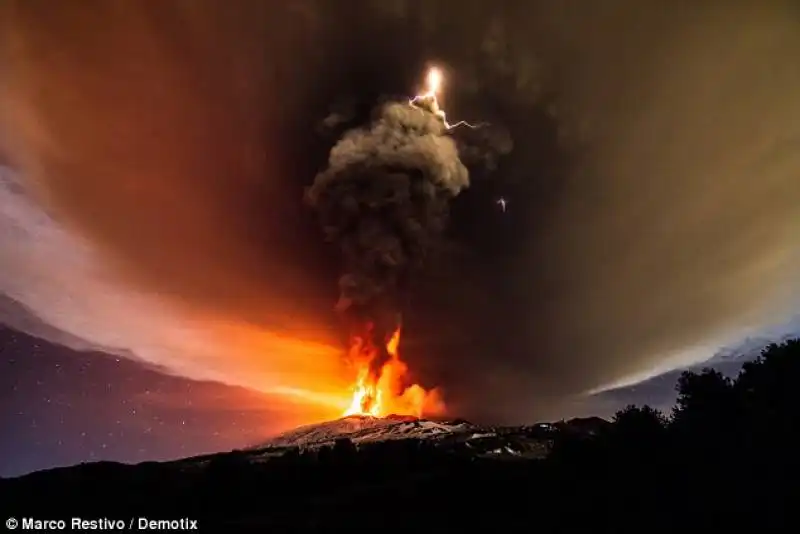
306, 73, 469, 383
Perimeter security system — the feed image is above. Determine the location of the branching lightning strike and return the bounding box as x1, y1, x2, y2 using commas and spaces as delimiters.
409, 67, 485, 131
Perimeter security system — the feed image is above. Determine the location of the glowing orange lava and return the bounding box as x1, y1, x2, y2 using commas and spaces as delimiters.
343, 327, 444, 418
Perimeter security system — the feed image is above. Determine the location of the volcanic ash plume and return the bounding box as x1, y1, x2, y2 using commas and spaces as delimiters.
306, 70, 467, 416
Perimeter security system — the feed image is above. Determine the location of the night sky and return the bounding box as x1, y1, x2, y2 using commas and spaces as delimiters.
0, 327, 286, 478
2, 1, 800, 477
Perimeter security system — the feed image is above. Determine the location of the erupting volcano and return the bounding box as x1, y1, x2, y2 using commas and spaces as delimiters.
343, 326, 444, 418
307, 66, 475, 422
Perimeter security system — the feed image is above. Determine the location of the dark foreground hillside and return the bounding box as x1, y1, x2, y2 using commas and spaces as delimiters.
3, 340, 800, 532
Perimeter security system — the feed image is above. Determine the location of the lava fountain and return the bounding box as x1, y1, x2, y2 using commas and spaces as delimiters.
343, 326, 444, 418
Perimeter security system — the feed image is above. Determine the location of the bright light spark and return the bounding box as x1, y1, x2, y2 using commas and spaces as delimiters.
409, 66, 483, 131
426, 67, 442, 96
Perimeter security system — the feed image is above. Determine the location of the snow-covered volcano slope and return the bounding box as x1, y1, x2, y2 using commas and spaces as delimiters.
249, 414, 608, 460
257, 414, 475, 448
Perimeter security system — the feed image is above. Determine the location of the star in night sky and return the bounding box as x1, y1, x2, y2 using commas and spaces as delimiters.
0, 327, 290, 478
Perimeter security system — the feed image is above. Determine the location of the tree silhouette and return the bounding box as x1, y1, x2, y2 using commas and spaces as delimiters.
671, 368, 736, 445
674, 368, 733, 415
737, 341, 800, 423
609, 404, 668, 446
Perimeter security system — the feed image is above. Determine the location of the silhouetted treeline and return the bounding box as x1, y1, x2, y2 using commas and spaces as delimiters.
2, 340, 799, 531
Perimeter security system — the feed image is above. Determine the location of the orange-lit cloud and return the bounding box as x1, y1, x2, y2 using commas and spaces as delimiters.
2, 1, 800, 427
1, 166, 350, 426
0, 2, 354, 431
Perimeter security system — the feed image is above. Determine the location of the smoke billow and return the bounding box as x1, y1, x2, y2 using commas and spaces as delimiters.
2, 0, 800, 426
306, 100, 469, 376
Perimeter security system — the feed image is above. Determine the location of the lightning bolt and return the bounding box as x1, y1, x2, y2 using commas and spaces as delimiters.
409, 67, 487, 131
